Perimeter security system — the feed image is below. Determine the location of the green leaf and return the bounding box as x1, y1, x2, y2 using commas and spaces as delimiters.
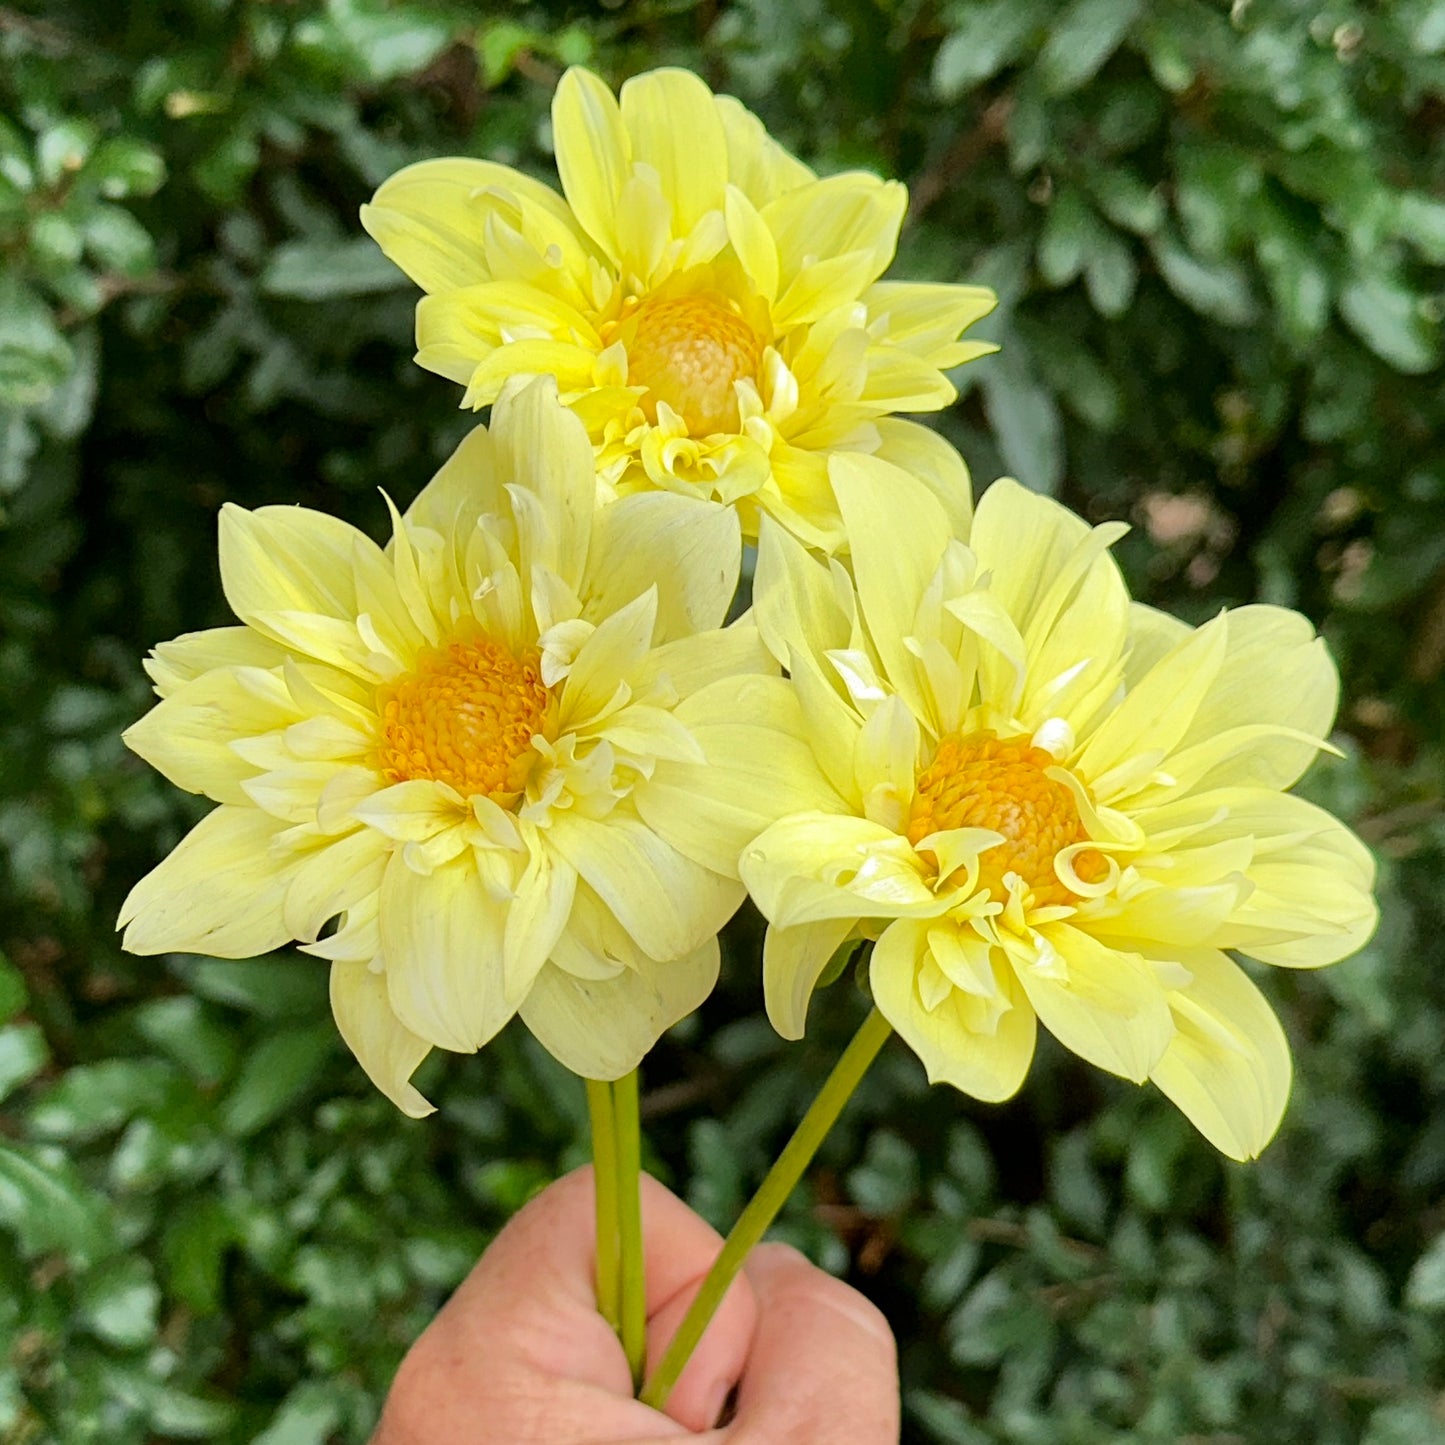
478, 21, 540, 88
29, 211, 83, 268
175, 955, 329, 1018
218, 1023, 336, 1137
1150, 235, 1256, 325
253, 1381, 344, 1445
1339, 271, 1439, 374
932, 0, 1040, 98
78, 1255, 161, 1349
1088, 169, 1165, 235
1391, 192, 1445, 265
0, 950, 26, 1025
0, 1023, 48, 1104
1085, 231, 1137, 316
83, 205, 157, 276
1036, 0, 1143, 95
1037, 189, 1093, 288
0, 1142, 114, 1263
132, 995, 237, 1086
35, 120, 98, 187
261, 238, 410, 300
1405, 1232, 1445, 1311
980, 345, 1064, 494
85, 137, 166, 200
28, 1059, 176, 1142
0, 277, 73, 408
163, 1196, 240, 1313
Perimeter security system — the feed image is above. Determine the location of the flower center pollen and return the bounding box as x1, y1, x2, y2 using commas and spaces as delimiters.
377, 636, 550, 803
626, 293, 763, 436
906, 732, 1104, 905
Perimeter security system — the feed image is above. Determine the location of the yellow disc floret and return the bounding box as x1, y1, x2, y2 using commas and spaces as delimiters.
906, 732, 1103, 905
624, 293, 763, 436
377, 635, 550, 802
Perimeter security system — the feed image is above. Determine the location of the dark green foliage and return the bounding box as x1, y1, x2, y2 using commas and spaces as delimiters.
2, 1, 1443, 1439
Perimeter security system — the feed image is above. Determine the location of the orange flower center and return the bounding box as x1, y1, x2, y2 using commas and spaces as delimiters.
906, 732, 1105, 906
625, 293, 763, 436
376, 636, 550, 803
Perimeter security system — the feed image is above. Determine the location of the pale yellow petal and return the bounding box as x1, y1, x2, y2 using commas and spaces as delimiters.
724, 184, 779, 302
1017, 924, 1174, 1084
402, 422, 501, 538
830, 452, 950, 714
552, 66, 630, 263
629, 622, 774, 701
330, 960, 435, 1118
118, 806, 296, 957
585, 493, 740, 644
1149, 950, 1291, 1161
870, 918, 1036, 1101
521, 937, 719, 1080
763, 919, 855, 1039
283, 827, 389, 943
862, 281, 998, 366
547, 809, 743, 963
123, 667, 296, 805
559, 588, 656, 727
872, 419, 974, 539
502, 841, 578, 1003
619, 67, 729, 238
753, 512, 852, 669
714, 93, 814, 206
378, 851, 512, 1054
763, 173, 905, 297
144, 627, 291, 698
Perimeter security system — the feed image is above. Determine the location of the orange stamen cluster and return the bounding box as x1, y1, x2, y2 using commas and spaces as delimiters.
377, 636, 550, 803
625, 293, 763, 436
906, 732, 1105, 905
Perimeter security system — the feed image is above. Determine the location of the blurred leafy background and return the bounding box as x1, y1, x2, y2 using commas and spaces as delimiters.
2, 0, 1444, 1440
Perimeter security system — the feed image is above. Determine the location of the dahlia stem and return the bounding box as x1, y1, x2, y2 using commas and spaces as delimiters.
613, 1068, 647, 1392
639, 1007, 893, 1412
585, 1077, 621, 1336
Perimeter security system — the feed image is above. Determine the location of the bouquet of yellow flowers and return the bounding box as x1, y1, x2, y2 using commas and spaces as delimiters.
117, 65, 1376, 1407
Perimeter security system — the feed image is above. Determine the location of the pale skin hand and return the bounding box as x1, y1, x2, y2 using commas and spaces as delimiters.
371, 1166, 900, 1443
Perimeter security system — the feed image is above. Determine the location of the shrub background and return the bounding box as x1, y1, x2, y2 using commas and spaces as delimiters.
3, 2, 1444, 1441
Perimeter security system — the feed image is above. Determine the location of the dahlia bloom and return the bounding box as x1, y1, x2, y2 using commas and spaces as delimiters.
119, 378, 765, 1115
361, 65, 994, 551
642, 457, 1377, 1159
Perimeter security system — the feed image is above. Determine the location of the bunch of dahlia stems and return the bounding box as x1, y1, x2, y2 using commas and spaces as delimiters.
119, 67, 1376, 1403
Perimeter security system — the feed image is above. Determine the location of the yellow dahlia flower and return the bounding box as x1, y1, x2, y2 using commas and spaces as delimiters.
118, 377, 765, 1116
640, 458, 1377, 1160
360, 65, 995, 551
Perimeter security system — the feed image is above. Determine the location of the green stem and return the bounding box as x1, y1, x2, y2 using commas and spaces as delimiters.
585, 1077, 621, 1336
639, 1007, 893, 1412
613, 1069, 647, 1392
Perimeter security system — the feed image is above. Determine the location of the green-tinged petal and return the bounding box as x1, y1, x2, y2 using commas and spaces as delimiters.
870, 918, 1036, 1101
378, 850, 512, 1054
1018, 924, 1174, 1083
619, 68, 729, 238
144, 627, 291, 698
1149, 950, 1291, 1161
547, 810, 743, 962
521, 938, 719, 1080
330, 960, 435, 1118
725, 184, 779, 302
763, 918, 854, 1039
585, 492, 740, 643
118, 806, 296, 957
741, 811, 938, 929
753, 512, 852, 669
872, 419, 974, 539
552, 66, 630, 263
862, 281, 997, 365
831, 451, 950, 712
123, 667, 297, 804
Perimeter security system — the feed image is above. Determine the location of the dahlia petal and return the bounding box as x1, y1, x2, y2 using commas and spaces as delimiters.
502, 840, 577, 1004
872, 418, 974, 539
754, 512, 852, 668
1019, 924, 1174, 1084
547, 810, 743, 963
859, 345, 959, 413
552, 66, 631, 264
763, 918, 855, 1040
763, 173, 906, 297
619, 67, 729, 238
330, 960, 435, 1119
724, 184, 779, 303
830, 451, 950, 712
1149, 950, 1292, 1161
629, 623, 774, 700
862, 281, 998, 365
283, 827, 389, 943
521, 938, 719, 1080
870, 918, 1036, 1101
118, 806, 296, 958
379, 850, 512, 1054
713, 93, 815, 207
144, 626, 291, 698
586, 493, 740, 644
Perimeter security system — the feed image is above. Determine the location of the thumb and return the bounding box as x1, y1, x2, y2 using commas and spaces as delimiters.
727, 1243, 899, 1442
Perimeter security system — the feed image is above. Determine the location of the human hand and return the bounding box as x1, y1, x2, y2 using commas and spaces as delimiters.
371, 1166, 899, 1443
